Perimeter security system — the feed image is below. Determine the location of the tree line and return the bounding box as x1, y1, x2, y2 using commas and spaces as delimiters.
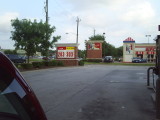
9, 18, 122, 62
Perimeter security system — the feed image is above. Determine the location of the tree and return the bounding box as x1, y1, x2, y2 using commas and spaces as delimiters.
4, 50, 17, 55
89, 34, 105, 41
11, 18, 60, 63
116, 46, 123, 57
78, 50, 86, 59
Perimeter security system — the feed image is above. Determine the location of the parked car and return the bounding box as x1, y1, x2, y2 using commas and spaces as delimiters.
6, 54, 26, 63
141, 58, 147, 63
0, 52, 47, 120
132, 57, 142, 63
104, 56, 114, 62
42, 56, 51, 61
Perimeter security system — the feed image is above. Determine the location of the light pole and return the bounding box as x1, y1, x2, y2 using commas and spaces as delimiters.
146, 35, 151, 44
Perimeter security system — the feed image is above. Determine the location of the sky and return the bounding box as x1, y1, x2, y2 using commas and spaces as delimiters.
0, 0, 160, 50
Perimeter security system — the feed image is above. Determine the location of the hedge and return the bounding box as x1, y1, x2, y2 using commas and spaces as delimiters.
43, 61, 53, 66
57, 61, 64, 66
86, 59, 102, 63
52, 60, 58, 66
79, 60, 84, 66
21, 63, 33, 69
32, 62, 44, 68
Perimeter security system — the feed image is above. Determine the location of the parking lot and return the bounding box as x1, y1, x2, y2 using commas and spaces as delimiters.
22, 65, 155, 120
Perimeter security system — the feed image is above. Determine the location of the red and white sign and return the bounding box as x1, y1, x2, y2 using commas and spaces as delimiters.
146, 47, 155, 51
57, 47, 75, 58
136, 51, 144, 55
147, 51, 155, 54
88, 43, 101, 50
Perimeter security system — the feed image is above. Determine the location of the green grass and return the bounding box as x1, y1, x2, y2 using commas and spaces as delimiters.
29, 58, 43, 62
85, 62, 155, 66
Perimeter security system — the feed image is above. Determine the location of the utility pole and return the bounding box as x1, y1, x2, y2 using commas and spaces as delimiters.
76, 17, 81, 44
94, 29, 96, 37
44, 0, 49, 57
45, 0, 49, 24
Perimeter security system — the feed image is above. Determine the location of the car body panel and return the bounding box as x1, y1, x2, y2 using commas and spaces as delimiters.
0, 52, 47, 120
132, 57, 142, 63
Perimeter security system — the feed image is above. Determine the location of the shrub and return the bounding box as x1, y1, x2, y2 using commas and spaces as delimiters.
43, 61, 53, 66
14, 63, 19, 68
87, 59, 102, 63
57, 61, 64, 66
32, 62, 43, 68
52, 60, 58, 66
79, 60, 84, 66
82, 59, 87, 62
21, 63, 33, 69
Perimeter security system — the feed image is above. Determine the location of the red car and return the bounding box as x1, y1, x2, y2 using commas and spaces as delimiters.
0, 52, 47, 120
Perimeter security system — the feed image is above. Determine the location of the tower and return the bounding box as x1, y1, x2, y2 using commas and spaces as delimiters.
123, 37, 135, 62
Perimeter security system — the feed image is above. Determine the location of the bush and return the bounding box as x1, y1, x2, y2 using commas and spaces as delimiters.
43, 61, 53, 66
82, 59, 87, 62
79, 60, 84, 66
32, 62, 44, 68
21, 63, 33, 69
57, 61, 64, 66
87, 59, 102, 63
52, 60, 58, 66
14, 63, 19, 68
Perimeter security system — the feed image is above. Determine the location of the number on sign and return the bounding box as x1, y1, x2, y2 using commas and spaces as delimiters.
66, 52, 73, 57
58, 52, 64, 57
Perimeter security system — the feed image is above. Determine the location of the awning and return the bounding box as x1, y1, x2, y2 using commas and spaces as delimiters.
147, 51, 155, 54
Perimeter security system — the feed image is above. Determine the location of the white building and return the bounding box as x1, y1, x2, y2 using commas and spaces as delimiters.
123, 37, 156, 62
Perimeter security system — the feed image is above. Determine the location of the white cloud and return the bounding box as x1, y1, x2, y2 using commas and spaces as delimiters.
0, 12, 19, 49
0, 12, 19, 33
121, 2, 155, 25
55, 0, 158, 49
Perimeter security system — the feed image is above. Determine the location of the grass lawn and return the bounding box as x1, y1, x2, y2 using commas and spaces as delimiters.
29, 58, 43, 62
85, 62, 155, 66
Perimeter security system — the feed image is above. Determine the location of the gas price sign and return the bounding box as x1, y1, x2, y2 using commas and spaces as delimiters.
57, 47, 75, 58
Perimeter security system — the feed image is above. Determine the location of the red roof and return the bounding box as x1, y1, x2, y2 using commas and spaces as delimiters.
123, 37, 135, 42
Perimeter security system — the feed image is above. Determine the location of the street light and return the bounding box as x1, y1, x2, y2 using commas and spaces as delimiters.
146, 35, 151, 44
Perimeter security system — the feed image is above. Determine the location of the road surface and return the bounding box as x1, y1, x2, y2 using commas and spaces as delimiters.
22, 65, 155, 120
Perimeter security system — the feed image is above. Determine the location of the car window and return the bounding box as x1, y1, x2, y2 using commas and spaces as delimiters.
0, 67, 31, 120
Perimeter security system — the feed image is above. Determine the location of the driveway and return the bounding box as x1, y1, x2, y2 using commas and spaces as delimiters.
22, 65, 155, 120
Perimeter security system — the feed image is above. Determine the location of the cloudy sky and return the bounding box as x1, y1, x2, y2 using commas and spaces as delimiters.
0, 0, 160, 50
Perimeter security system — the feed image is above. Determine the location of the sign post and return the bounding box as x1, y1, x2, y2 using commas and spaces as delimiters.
55, 43, 79, 66
86, 40, 103, 61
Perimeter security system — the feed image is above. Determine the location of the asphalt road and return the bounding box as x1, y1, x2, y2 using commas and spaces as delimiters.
22, 65, 155, 120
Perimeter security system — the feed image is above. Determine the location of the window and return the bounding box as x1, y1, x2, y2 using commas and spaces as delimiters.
0, 67, 31, 120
